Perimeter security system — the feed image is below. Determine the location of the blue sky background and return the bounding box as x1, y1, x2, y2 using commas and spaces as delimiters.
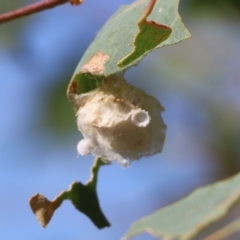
0, 0, 240, 239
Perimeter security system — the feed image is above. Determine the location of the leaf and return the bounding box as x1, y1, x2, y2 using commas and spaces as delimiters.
122, 172, 240, 240
29, 158, 110, 229
67, 0, 190, 100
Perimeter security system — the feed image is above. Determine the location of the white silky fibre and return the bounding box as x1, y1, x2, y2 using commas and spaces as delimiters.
75, 75, 166, 166
77, 138, 95, 156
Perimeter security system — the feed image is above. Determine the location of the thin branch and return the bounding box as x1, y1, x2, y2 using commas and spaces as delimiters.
0, 0, 82, 24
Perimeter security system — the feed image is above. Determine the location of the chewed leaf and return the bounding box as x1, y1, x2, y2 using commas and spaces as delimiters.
122, 172, 240, 240
70, 0, 190, 80
67, 0, 190, 112
67, 182, 110, 228
118, 0, 172, 67
29, 158, 110, 229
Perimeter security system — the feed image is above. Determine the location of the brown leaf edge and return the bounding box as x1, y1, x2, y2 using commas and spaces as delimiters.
29, 157, 110, 229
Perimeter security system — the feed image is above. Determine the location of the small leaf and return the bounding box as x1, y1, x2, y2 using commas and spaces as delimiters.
29, 158, 110, 229
68, 158, 110, 228
67, 181, 110, 229
122, 172, 240, 240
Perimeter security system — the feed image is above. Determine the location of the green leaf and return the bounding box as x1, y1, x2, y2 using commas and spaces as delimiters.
67, 0, 190, 100
29, 158, 110, 229
122, 172, 240, 240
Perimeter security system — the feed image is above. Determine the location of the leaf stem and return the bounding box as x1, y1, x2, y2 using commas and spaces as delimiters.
0, 0, 82, 24
139, 0, 156, 24
87, 157, 108, 190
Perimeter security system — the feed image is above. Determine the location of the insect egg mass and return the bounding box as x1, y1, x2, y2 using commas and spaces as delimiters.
74, 75, 166, 166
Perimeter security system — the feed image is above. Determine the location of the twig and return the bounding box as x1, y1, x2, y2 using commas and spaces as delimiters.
0, 0, 82, 24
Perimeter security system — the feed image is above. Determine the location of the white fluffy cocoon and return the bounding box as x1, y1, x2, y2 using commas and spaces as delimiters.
75, 75, 166, 166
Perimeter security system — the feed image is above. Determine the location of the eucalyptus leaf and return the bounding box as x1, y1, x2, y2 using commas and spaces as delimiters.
74, 0, 190, 75
67, 0, 190, 98
123, 172, 240, 240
